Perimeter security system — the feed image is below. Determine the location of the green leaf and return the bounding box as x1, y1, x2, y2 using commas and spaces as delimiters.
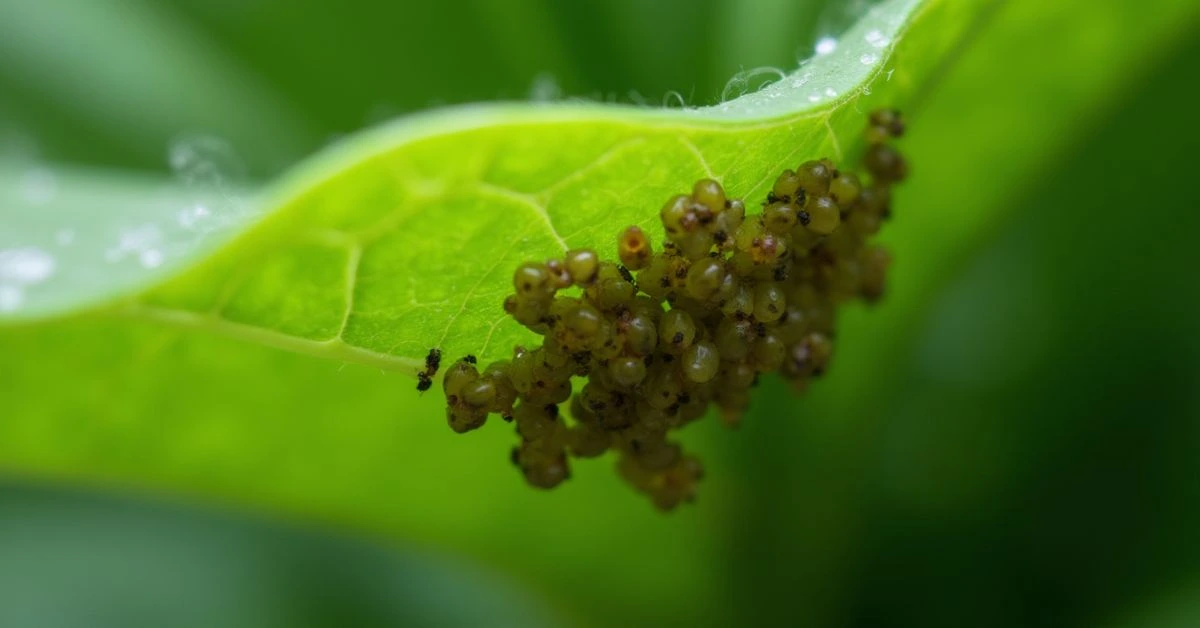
0, 0, 316, 174
4, 0, 964, 362
0, 0, 983, 620
0, 164, 256, 322
3, 0, 1196, 624
0, 484, 564, 628
717, 0, 1200, 621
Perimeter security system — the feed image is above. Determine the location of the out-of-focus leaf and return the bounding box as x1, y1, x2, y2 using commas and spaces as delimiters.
0, 1, 995, 623
2, 0, 1197, 625
722, 0, 1200, 623
0, 0, 315, 173
0, 483, 562, 628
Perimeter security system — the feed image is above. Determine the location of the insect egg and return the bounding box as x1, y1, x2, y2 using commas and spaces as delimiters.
763, 202, 799, 233
565, 248, 600, 285
659, 309, 697, 352
865, 144, 908, 182
797, 160, 832, 195
436, 108, 908, 510
513, 263, 552, 298
829, 172, 861, 206
618, 226, 653, 270
681, 341, 720, 383
685, 257, 726, 301
692, 178, 726, 213
803, 196, 841, 235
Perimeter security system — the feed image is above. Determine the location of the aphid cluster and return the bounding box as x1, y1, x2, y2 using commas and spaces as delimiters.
440, 110, 907, 510
416, 348, 442, 392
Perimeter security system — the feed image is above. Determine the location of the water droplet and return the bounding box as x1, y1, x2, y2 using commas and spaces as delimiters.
0, 247, 56, 285
807, 92, 822, 103
865, 29, 889, 48
815, 37, 837, 55
825, 87, 838, 98
860, 53, 878, 65
0, 245, 53, 314
139, 249, 164, 269
790, 72, 814, 89
168, 135, 246, 192
0, 286, 22, 312
177, 203, 212, 230
105, 225, 163, 263
19, 168, 57, 205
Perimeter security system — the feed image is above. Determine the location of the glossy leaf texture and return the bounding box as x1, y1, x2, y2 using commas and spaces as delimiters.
4, 0, 937, 344
3, 0, 1198, 625
713, 1, 1200, 621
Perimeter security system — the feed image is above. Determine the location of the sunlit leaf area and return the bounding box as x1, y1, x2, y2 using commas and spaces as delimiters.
1, 0, 1198, 626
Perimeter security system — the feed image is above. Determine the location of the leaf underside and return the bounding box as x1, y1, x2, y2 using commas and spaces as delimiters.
5, 0, 942, 372
4, 0, 1197, 623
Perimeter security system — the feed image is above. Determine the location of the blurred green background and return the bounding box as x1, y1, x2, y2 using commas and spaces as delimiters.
2, 1, 1199, 627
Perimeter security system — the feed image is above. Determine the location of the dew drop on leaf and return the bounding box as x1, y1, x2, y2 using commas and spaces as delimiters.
0, 246, 56, 313
19, 168, 57, 206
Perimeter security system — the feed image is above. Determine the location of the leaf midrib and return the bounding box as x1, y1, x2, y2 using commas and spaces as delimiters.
108, 118, 832, 372
119, 304, 423, 372
54, 0, 972, 372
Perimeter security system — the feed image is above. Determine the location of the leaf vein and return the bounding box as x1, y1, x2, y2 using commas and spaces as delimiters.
676, 135, 716, 179
334, 244, 363, 340
431, 230, 527, 350
123, 305, 422, 373
474, 183, 569, 251
534, 138, 647, 200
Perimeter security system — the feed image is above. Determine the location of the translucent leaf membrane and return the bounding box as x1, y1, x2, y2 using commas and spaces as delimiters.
6, 0, 1197, 624
1, 0, 955, 367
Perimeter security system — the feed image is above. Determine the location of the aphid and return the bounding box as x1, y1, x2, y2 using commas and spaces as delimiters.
416, 347, 442, 392
425, 348, 442, 373
436, 108, 908, 510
